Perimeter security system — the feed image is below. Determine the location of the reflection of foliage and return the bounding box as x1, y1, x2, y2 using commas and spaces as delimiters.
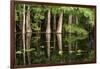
63, 34, 87, 43
63, 24, 88, 35
31, 50, 48, 64
50, 53, 63, 64
16, 48, 36, 54
76, 49, 84, 55
87, 50, 95, 62
59, 50, 63, 56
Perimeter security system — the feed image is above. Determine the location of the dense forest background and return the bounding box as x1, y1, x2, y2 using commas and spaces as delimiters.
15, 4, 95, 34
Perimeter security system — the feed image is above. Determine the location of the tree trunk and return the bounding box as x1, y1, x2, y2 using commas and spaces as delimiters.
26, 33, 32, 65
46, 33, 51, 59
26, 6, 32, 32
75, 16, 78, 24
22, 4, 26, 65
56, 12, 63, 33
75, 41, 78, 51
19, 8, 23, 32
53, 15, 56, 32
68, 14, 72, 51
68, 34, 72, 53
68, 14, 72, 53
46, 10, 51, 33
26, 5, 32, 65
53, 15, 56, 51
68, 14, 73, 24
57, 34, 63, 55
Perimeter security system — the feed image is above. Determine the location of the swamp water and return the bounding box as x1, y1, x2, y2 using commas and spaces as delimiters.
16, 32, 95, 65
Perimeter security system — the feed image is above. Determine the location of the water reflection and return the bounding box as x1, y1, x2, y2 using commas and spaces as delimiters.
16, 33, 95, 65
46, 33, 51, 59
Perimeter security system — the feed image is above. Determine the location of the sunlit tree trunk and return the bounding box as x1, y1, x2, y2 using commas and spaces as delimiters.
46, 33, 51, 60
26, 5, 32, 33
46, 10, 51, 33
26, 5, 32, 65
56, 12, 63, 33
22, 4, 26, 65
22, 4, 26, 34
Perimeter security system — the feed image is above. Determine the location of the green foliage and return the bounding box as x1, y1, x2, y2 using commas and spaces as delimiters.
63, 24, 88, 35
51, 6, 64, 15
79, 8, 95, 27
31, 7, 45, 31
15, 4, 95, 33
16, 48, 36, 54
16, 4, 95, 65
51, 7, 59, 15
79, 8, 93, 17
31, 22, 40, 31
15, 4, 23, 21
34, 14, 45, 23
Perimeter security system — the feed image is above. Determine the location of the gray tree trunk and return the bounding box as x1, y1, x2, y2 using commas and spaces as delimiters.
68, 14, 73, 24
56, 12, 63, 33
26, 33, 32, 65
26, 5, 32, 65
57, 34, 62, 55
53, 15, 56, 32
46, 33, 51, 59
26, 5, 32, 33
75, 16, 78, 24
22, 4, 26, 65
46, 10, 51, 33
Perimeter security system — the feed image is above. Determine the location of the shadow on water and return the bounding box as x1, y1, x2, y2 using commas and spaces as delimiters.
16, 32, 95, 65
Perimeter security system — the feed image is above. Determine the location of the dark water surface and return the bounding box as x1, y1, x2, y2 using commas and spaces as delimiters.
16, 33, 95, 65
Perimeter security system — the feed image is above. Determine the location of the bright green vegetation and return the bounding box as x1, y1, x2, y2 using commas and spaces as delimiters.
15, 4, 95, 34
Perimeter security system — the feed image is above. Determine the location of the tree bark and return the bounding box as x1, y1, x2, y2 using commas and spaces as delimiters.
57, 34, 63, 55
19, 7, 23, 32
26, 5, 32, 33
75, 16, 78, 24
26, 5, 32, 65
56, 12, 63, 33
46, 10, 51, 33
68, 14, 73, 24
26, 33, 32, 65
68, 34, 72, 53
75, 41, 78, 51
53, 15, 56, 32
22, 4, 26, 65
53, 15, 56, 50
46, 33, 51, 59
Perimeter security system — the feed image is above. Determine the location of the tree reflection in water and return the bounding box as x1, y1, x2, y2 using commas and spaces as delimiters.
16, 32, 95, 65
